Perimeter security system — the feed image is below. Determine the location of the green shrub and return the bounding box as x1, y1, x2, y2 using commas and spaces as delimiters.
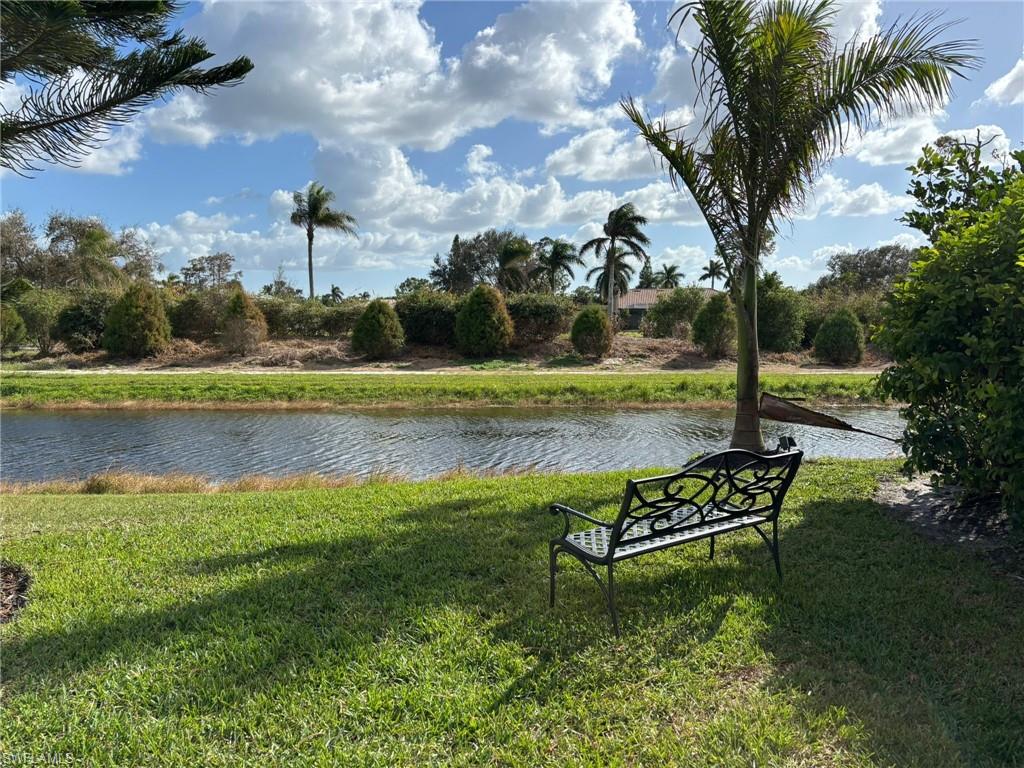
102, 282, 171, 358
506, 293, 574, 345
758, 285, 806, 352
351, 299, 405, 359
55, 289, 120, 353
570, 306, 613, 358
253, 298, 365, 339
170, 290, 227, 341
1, 303, 27, 350
455, 285, 514, 357
802, 288, 884, 347
641, 286, 706, 339
814, 308, 864, 365
221, 289, 268, 354
877, 178, 1024, 524
0, 277, 35, 303
321, 302, 366, 336
394, 290, 460, 346
15, 289, 69, 355
692, 293, 736, 358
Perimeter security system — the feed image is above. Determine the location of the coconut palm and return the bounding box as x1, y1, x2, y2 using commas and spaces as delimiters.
587, 247, 635, 304
623, 0, 976, 450
496, 237, 533, 293
656, 264, 683, 289
698, 258, 726, 290
290, 182, 357, 301
580, 203, 650, 318
531, 237, 584, 293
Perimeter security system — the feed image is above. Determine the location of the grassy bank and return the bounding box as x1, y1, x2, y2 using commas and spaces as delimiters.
0, 371, 880, 409
3, 462, 1021, 766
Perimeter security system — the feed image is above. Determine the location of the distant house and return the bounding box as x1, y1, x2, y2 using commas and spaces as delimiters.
618, 287, 718, 329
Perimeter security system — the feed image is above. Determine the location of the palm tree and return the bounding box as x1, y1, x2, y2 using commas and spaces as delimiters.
496, 237, 533, 293
623, 0, 976, 450
323, 284, 344, 305
699, 258, 726, 291
531, 237, 584, 293
587, 247, 635, 304
656, 264, 683, 289
580, 203, 650, 318
290, 182, 357, 301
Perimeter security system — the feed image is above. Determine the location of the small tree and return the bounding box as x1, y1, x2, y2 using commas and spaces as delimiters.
571, 306, 613, 358
693, 293, 735, 358
221, 288, 267, 354
102, 282, 171, 357
1, 303, 27, 350
814, 308, 864, 365
642, 286, 706, 338
15, 289, 68, 355
454, 285, 514, 357
757, 275, 806, 352
394, 277, 431, 297
352, 299, 405, 359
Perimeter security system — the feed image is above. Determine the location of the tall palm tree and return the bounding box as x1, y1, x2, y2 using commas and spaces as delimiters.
290, 182, 357, 300
698, 258, 726, 291
587, 247, 635, 304
531, 237, 584, 293
496, 237, 533, 293
656, 264, 683, 289
623, 0, 976, 450
580, 203, 650, 318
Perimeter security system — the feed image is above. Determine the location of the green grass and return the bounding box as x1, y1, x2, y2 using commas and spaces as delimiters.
0, 371, 879, 409
2, 461, 1021, 766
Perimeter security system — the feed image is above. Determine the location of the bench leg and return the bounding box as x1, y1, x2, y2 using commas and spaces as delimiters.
606, 563, 620, 637
772, 520, 782, 579
549, 542, 559, 608
709, 535, 715, 561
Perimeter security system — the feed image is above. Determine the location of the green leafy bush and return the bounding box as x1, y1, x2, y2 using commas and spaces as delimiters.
455, 285, 514, 357
15, 289, 69, 355
351, 299, 405, 359
221, 289, 268, 354
55, 289, 120, 353
641, 286, 706, 339
758, 284, 806, 352
1, 303, 27, 350
321, 302, 365, 336
170, 290, 227, 341
570, 306, 612, 358
253, 297, 365, 339
102, 282, 171, 358
814, 308, 864, 365
876, 179, 1024, 524
802, 288, 884, 347
394, 290, 460, 346
692, 293, 735, 358
506, 293, 574, 345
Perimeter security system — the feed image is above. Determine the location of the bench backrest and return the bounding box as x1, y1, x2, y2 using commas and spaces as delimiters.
608, 449, 803, 552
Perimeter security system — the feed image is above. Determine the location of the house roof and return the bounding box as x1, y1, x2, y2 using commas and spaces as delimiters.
619, 286, 718, 310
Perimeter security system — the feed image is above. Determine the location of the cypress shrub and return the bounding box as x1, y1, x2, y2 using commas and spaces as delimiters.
454, 285, 514, 357
221, 289, 268, 354
56, 289, 120, 353
102, 282, 171, 358
571, 306, 613, 358
814, 308, 864, 365
757, 285, 806, 352
1, 303, 27, 350
692, 293, 736, 358
394, 290, 460, 346
351, 299, 405, 359
506, 293, 574, 345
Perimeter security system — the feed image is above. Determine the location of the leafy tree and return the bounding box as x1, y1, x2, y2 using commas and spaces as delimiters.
290, 182, 357, 300
877, 178, 1024, 524
637, 257, 656, 288
102, 282, 171, 357
260, 264, 303, 299
394, 277, 431, 297
570, 285, 599, 306
814, 308, 864, 365
0, 0, 252, 173
180, 252, 239, 290
454, 285, 514, 357
586, 246, 635, 304
1, 303, 27, 350
901, 132, 1023, 242
624, 0, 976, 450
812, 244, 915, 292
430, 231, 509, 293
642, 285, 706, 338
15, 288, 69, 355
698, 258, 726, 290
580, 203, 650, 318
693, 293, 736, 358
656, 263, 683, 289
496, 236, 533, 293
531, 238, 583, 293
571, 306, 613, 358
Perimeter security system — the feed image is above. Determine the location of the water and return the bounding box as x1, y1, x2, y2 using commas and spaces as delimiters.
0, 407, 903, 482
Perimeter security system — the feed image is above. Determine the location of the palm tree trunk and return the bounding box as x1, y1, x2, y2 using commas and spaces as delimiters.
732, 258, 765, 452
606, 238, 616, 321
307, 229, 315, 300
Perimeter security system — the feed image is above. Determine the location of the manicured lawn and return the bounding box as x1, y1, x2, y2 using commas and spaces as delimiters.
2, 461, 1021, 766
0, 371, 879, 409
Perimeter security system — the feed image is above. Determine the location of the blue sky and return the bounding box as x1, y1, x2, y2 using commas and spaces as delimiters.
3, 0, 1022, 297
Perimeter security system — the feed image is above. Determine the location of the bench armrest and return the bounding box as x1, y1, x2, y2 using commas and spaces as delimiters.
549, 503, 612, 539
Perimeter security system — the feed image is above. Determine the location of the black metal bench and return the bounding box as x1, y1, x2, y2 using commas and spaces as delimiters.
548, 443, 803, 635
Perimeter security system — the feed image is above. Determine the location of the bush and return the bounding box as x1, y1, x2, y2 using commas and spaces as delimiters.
170, 290, 227, 341
801, 288, 884, 347
758, 285, 806, 352
253, 297, 366, 339
221, 289, 268, 354
1, 303, 27, 350
570, 306, 613, 358
102, 282, 171, 358
394, 290, 460, 346
876, 178, 1024, 524
321, 302, 366, 336
814, 308, 864, 365
506, 293, 574, 345
0, 277, 35, 303
641, 286, 706, 339
55, 289, 120, 353
455, 285, 514, 357
351, 299, 405, 359
692, 293, 736, 358
15, 289, 68, 355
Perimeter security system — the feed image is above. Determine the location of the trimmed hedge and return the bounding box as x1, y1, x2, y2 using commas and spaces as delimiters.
394, 290, 460, 346
692, 293, 735, 358
352, 299, 405, 359
254, 297, 365, 339
571, 306, 612, 358
455, 285, 514, 357
102, 282, 171, 358
506, 293, 574, 345
814, 308, 864, 365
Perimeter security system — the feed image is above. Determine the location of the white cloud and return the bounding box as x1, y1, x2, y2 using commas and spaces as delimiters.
831, 0, 881, 46
799, 174, 911, 218
465, 144, 499, 177
73, 123, 144, 175
981, 55, 1024, 106
877, 232, 928, 250
544, 127, 656, 181
810, 243, 854, 262
851, 115, 1012, 167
